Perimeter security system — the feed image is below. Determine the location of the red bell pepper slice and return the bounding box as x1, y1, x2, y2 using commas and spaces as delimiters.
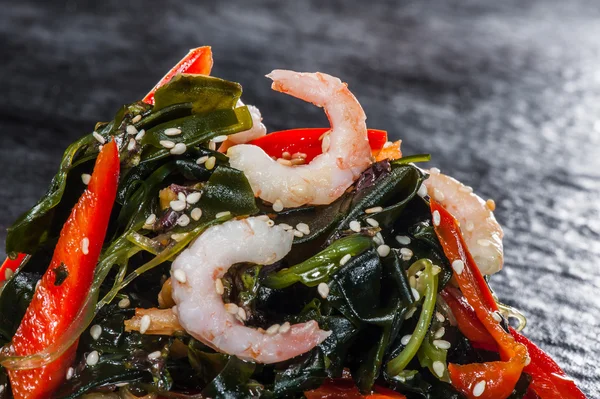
305, 378, 406, 399
0, 253, 26, 283
142, 46, 213, 105
431, 200, 528, 399
8, 140, 120, 399
247, 128, 391, 163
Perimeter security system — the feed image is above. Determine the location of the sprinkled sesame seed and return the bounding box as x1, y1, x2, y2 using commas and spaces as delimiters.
525, 355, 531, 366
170, 200, 186, 212
373, 235, 384, 246
452, 260, 465, 275
430, 167, 441, 175
459, 185, 473, 193
432, 361, 445, 378
134, 129, 145, 142
140, 315, 151, 334
400, 247, 413, 261
349, 220, 361, 233
477, 239, 491, 247
225, 303, 239, 314
401, 335, 412, 345
417, 183, 428, 197
144, 214, 156, 227
292, 152, 307, 159
90, 324, 102, 340
486, 199, 496, 211
164, 127, 182, 136
296, 223, 310, 235
177, 214, 190, 227
266, 219, 275, 227
66, 367, 74, 380
272, 199, 284, 212
317, 282, 330, 299
434, 327, 446, 339
205, 156, 216, 170
434, 339, 451, 350
432, 210, 441, 226
209, 140, 217, 151
216, 211, 231, 219
170, 142, 187, 155
290, 158, 306, 165
279, 321, 291, 333
81, 173, 91, 185
237, 307, 247, 321
383, 141, 394, 148
210, 135, 228, 144
5, 268, 14, 280
171, 233, 187, 242
186, 192, 201, 204
365, 206, 383, 214
436, 312, 446, 323
466, 221, 475, 231
126, 125, 138, 135
293, 230, 304, 238
178, 192, 186, 202
266, 324, 280, 335
148, 351, 162, 360
118, 297, 131, 308
340, 254, 352, 266
215, 278, 225, 295
411, 287, 421, 301
396, 235, 411, 245
159, 140, 175, 149
281, 151, 292, 160
132, 114, 142, 123
278, 223, 293, 230
473, 380, 486, 397
321, 134, 331, 152
196, 155, 209, 165
404, 307, 417, 319
81, 237, 90, 255
433, 188, 445, 201
256, 215, 270, 221
86, 350, 99, 366
377, 244, 391, 257
492, 311, 502, 322
92, 131, 105, 144
188, 208, 201, 222
366, 218, 379, 227
277, 158, 293, 166
127, 138, 136, 151
98, 145, 103, 151
173, 269, 187, 284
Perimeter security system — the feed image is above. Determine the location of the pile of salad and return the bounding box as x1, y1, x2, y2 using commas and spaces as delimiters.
0, 47, 587, 399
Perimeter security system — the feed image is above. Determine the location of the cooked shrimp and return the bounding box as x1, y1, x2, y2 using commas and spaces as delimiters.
228, 70, 372, 207
222, 100, 267, 148
171, 217, 331, 363
424, 169, 504, 275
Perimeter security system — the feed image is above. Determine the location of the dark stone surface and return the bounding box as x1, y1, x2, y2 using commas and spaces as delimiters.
1, 0, 599, 395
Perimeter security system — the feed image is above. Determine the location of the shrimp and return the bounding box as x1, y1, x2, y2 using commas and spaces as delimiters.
170, 217, 331, 363
222, 100, 267, 148
227, 70, 373, 208
424, 169, 504, 275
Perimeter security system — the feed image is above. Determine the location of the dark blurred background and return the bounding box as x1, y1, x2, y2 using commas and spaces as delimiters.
1, 0, 599, 395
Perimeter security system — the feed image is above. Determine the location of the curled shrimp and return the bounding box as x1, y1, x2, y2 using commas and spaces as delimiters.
228, 70, 373, 207
220, 100, 267, 153
424, 169, 504, 275
171, 217, 331, 363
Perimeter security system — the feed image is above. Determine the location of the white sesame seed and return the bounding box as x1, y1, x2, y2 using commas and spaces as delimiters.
206, 140, 216, 151
196, 155, 209, 165
473, 380, 486, 397
92, 131, 105, 144
459, 185, 474, 193
86, 350, 99, 366
466, 221, 475, 231
215, 278, 225, 295
296, 223, 310, 235
434, 327, 446, 339
317, 282, 330, 299
205, 156, 216, 170
436, 312, 446, 323
432, 210, 441, 226
90, 324, 102, 340
237, 307, 247, 321
266, 324, 280, 335
452, 260, 465, 275
126, 125, 138, 135
186, 192, 201, 204
293, 230, 304, 238
492, 311, 502, 322
417, 183, 428, 198
366, 218, 379, 227
401, 334, 412, 345
145, 213, 156, 226
132, 114, 142, 123
225, 303, 239, 314
177, 214, 190, 227
159, 140, 175, 149
432, 361, 445, 378
433, 339, 451, 350
477, 239, 491, 247
433, 188, 445, 201
278, 223, 293, 231
430, 167, 441, 175
127, 138, 136, 151
66, 367, 74, 380
5, 268, 14, 280
400, 248, 413, 261
178, 192, 186, 202
486, 199, 496, 211
365, 206, 383, 214
404, 307, 417, 319
118, 297, 131, 308
396, 235, 411, 245
321, 134, 331, 152
98, 145, 103, 151
411, 288, 421, 301
377, 244, 391, 257
272, 199, 284, 212
81, 173, 91, 185
191, 208, 203, 221
171, 233, 188, 242
215, 211, 231, 219
266, 220, 275, 227
81, 237, 90, 255
170, 200, 187, 212
281, 151, 292, 160
140, 315, 151, 334
349, 220, 361, 233
173, 269, 187, 284
212, 135, 228, 143
525, 355, 531, 366
340, 254, 352, 266
148, 351, 161, 360
164, 128, 182, 136
279, 321, 291, 334
292, 152, 307, 159
170, 142, 187, 155
135, 129, 146, 141
373, 235, 384, 246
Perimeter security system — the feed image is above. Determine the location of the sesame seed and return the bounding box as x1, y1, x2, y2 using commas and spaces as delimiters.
292, 152, 307, 159
452, 260, 465, 275
132, 115, 142, 123
365, 206, 383, 214
340, 254, 352, 266
436, 312, 446, 323
127, 138, 136, 151
171, 233, 187, 242
173, 269, 187, 284
525, 355, 531, 366
148, 351, 161, 360
81, 237, 90, 255
159, 140, 175, 149
432, 361, 445, 378
401, 334, 412, 345
90, 324, 102, 340
256, 215, 270, 222
430, 167, 441, 175
466, 221, 475, 231
411, 288, 421, 301
135, 129, 145, 141
170, 142, 187, 155
279, 321, 291, 334
186, 192, 201, 204
477, 239, 491, 247
170, 200, 186, 212
164, 127, 182, 136
434, 327, 446, 339
290, 158, 306, 165
266, 324, 280, 335
366, 218, 379, 227
486, 199, 496, 211
5, 268, 14, 280
432, 210, 441, 226
417, 183, 428, 198
377, 244, 391, 257
432, 265, 442, 275
126, 125, 138, 135
177, 214, 190, 227
118, 297, 131, 308
140, 315, 151, 334
349, 220, 361, 232
278, 223, 293, 230
400, 248, 413, 261
272, 199, 284, 212
81, 173, 91, 185
191, 208, 203, 221
492, 311, 502, 322
86, 350, 99, 366
459, 185, 474, 193
196, 155, 209, 165
396, 235, 411, 245
225, 303, 239, 314
293, 230, 304, 238
237, 307, 247, 321
215, 211, 231, 219
296, 223, 310, 235
404, 307, 417, 319
212, 135, 228, 143
317, 282, 330, 299
208, 140, 216, 151
433, 188, 445, 201
281, 151, 292, 160
92, 131, 105, 144
66, 367, 74, 380
178, 192, 186, 202
277, 158, 292, 166
266, 220, 275, 227
321, 134, 331, 152
205, 156, 216, 170
145, 213, 157, 226
373, 235, 383, 246
473, 380, 486, 397
98, 145, 103, 151
215, 278, 225, 295
434, 339, 451, 350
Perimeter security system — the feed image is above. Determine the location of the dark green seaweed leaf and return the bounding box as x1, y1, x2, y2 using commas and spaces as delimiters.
0, 272, 39, 345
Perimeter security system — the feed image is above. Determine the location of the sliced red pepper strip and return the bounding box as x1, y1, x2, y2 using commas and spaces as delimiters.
247, 128, 389, 163
8, 140, 120, 399
431, 200, 528, 399
0, 253, 26, 283
142, 46, 213, 105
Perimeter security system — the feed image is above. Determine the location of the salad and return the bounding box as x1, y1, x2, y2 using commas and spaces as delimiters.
0, 47, 587, 399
